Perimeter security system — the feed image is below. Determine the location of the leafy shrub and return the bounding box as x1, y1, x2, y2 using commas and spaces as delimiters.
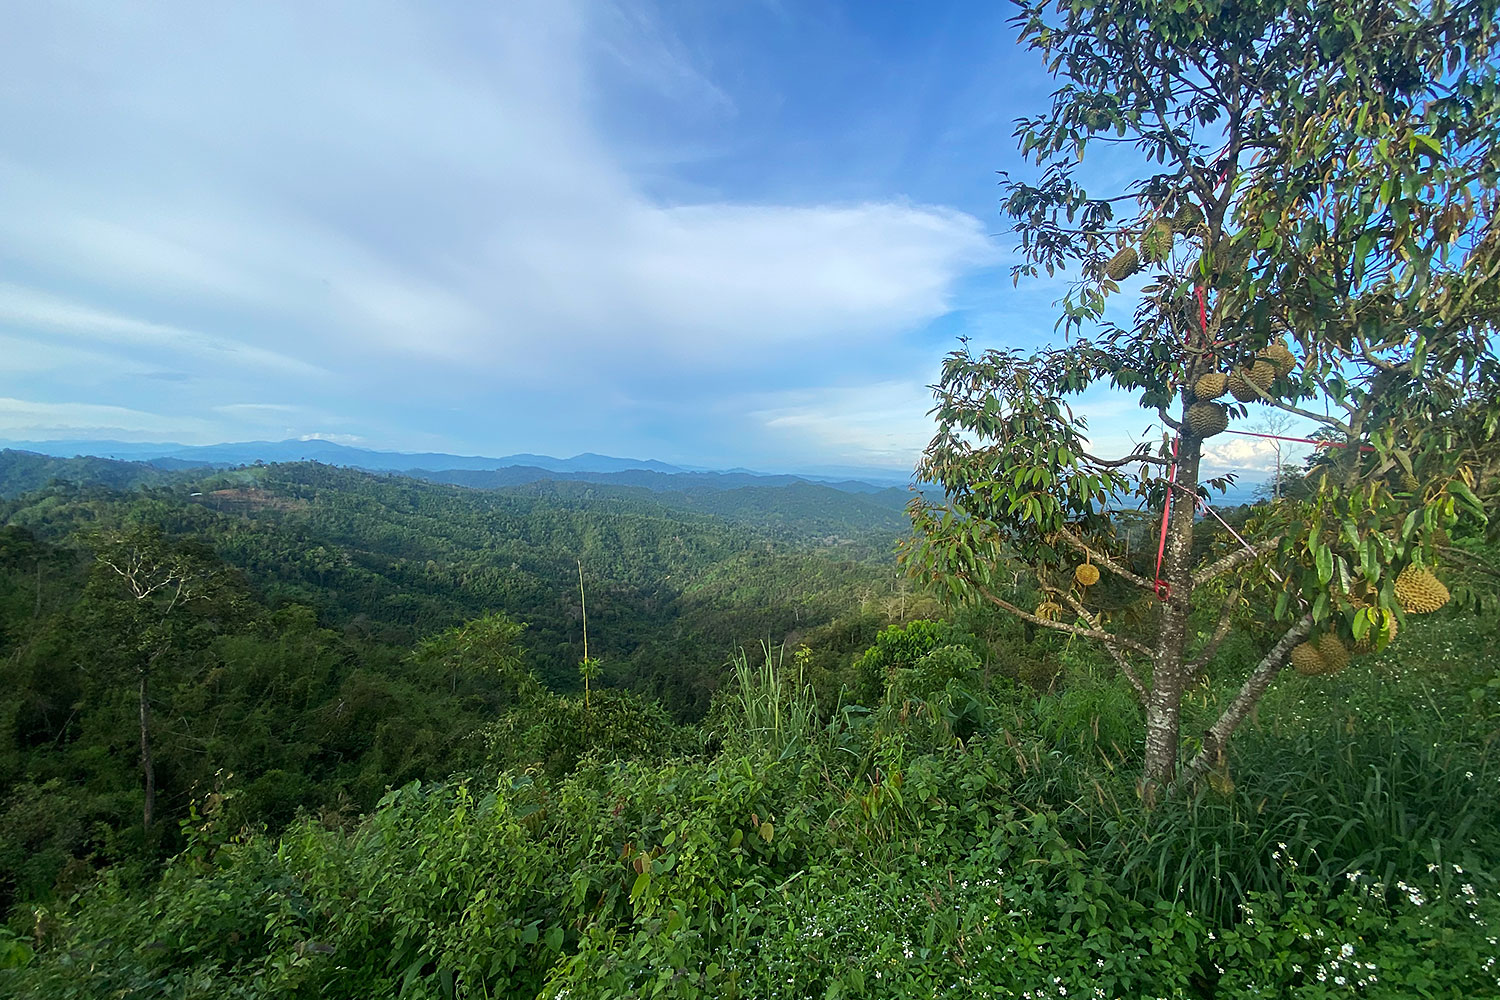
851, 620, 984, 706
488, 687, 685, 777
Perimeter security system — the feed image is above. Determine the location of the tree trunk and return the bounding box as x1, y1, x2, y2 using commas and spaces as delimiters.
1141, 688, 1184, 797
139, 671, 155, 832
1141, 434, 1203, 795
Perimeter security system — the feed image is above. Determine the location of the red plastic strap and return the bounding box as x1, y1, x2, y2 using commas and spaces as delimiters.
1222, 429, 1376, 452
1196, 284, 1210, 345
1153, 436, 1180, 601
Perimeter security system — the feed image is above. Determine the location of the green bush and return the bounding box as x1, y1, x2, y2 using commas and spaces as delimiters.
7, 602, 1499, 999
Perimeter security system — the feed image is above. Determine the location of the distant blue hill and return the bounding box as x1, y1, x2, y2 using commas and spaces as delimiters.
414, 465, 898, 495
0, 439, 909, 493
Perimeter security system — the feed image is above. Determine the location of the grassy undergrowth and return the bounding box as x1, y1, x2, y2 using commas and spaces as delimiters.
4, 614, 1498, 998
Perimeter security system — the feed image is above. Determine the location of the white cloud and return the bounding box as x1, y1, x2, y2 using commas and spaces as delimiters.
0, 333, 154, 381
1202, 436, 1280, 471
0, 2, 996, 385
750, 380, 936, 468
0, 397, 215, 440
1202, 428, 1315, 477
299, 432, 366, 445
0, 283, 324, 378
213, 403, 303, 416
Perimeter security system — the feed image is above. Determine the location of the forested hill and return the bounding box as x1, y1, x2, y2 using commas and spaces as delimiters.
0, 448, 196, 496
412, 464, 902, 495
479, 478, 911, 550
0, 456, 924, 908
0, 448, 910, 549
0, 457, 906, 706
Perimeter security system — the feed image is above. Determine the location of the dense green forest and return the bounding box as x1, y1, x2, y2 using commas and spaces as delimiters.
1, 447, 1497, 997
0, 454, 917, 917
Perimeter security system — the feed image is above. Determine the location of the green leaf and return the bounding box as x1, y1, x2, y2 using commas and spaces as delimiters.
1315, 545, 1334, 586
1449, 480, 1487, 521
1413, 133, 1443, 159
630, 871, 652, 906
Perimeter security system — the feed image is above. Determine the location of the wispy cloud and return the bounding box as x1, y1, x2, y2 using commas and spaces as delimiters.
750, 380, 937, 469
0, 1, 1007, 461
0, 283, 324, 377
299, 432, 366, 445
0, 397, 215, 440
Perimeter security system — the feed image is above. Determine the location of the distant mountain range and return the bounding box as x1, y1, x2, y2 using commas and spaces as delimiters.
0, 437, 1270, 507
0, 438, 912, 492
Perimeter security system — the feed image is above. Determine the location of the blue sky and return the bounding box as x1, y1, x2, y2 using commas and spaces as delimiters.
0, 0, 1298, 477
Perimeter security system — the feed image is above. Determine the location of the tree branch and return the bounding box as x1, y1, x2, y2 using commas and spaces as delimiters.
1187, 587, 1240, 673
960, 572, 1154, 656
1191, 536, 1281, 589
1179, 612, 1315, 785
1056, 528, 1157, 591
1055, 586, 1149, 702
1082, 448, 1169, 468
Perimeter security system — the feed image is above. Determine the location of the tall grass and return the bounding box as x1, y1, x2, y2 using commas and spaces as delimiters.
725, 641, 820, 757
1083, 717, 1497, 923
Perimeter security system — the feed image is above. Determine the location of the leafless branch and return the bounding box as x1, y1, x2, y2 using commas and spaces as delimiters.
1187, 587, 1241, 673
1082, 449, 1169, 468
960, 572, 1154, 656
1192, 536, 1281, 589
1055, 587, 1149, 702
1056, 528, 1157, 592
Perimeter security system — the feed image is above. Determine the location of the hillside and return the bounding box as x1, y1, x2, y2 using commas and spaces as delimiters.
0, 449, 197, 497
2, 454, 1497, 998
1, 438, 908, 490
1, 461, 902, 706
0, 457, 927, 912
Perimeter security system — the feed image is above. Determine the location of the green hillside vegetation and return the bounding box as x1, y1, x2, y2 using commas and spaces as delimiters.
4, 587, 1498, 996
0, 459, 919, 915
0, 460, 900, 704
464, 479, 911, 557
0, 453, 1496, 996
0, 449, 192, 497
7, 0, 1500, 993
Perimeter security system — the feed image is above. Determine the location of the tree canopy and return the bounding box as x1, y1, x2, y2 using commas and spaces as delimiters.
907, 0, 1500, 790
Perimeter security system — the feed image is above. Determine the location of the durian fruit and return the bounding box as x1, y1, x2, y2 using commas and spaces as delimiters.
1399, 471, 1420, 492
1194, 372, 1228, 401
1104, 246, 1141, 281
1259, 340, 1297, 377
1172, 202, 1203, 231
1394, 566, 1450, 614
1290, 642, 1328, 676
1186, 401, 1230, 438
1074, 563, 1100, 587
1036, 599, 1064, 622
1315, 635, 1351, 675
1141, 219, 1175, 263
1227, 361, 1276, 402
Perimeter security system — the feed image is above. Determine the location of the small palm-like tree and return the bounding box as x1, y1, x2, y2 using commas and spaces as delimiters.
577, 558, 599, 710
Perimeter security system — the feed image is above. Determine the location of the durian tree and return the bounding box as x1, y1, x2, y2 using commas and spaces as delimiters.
905, 0, 1500, 793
